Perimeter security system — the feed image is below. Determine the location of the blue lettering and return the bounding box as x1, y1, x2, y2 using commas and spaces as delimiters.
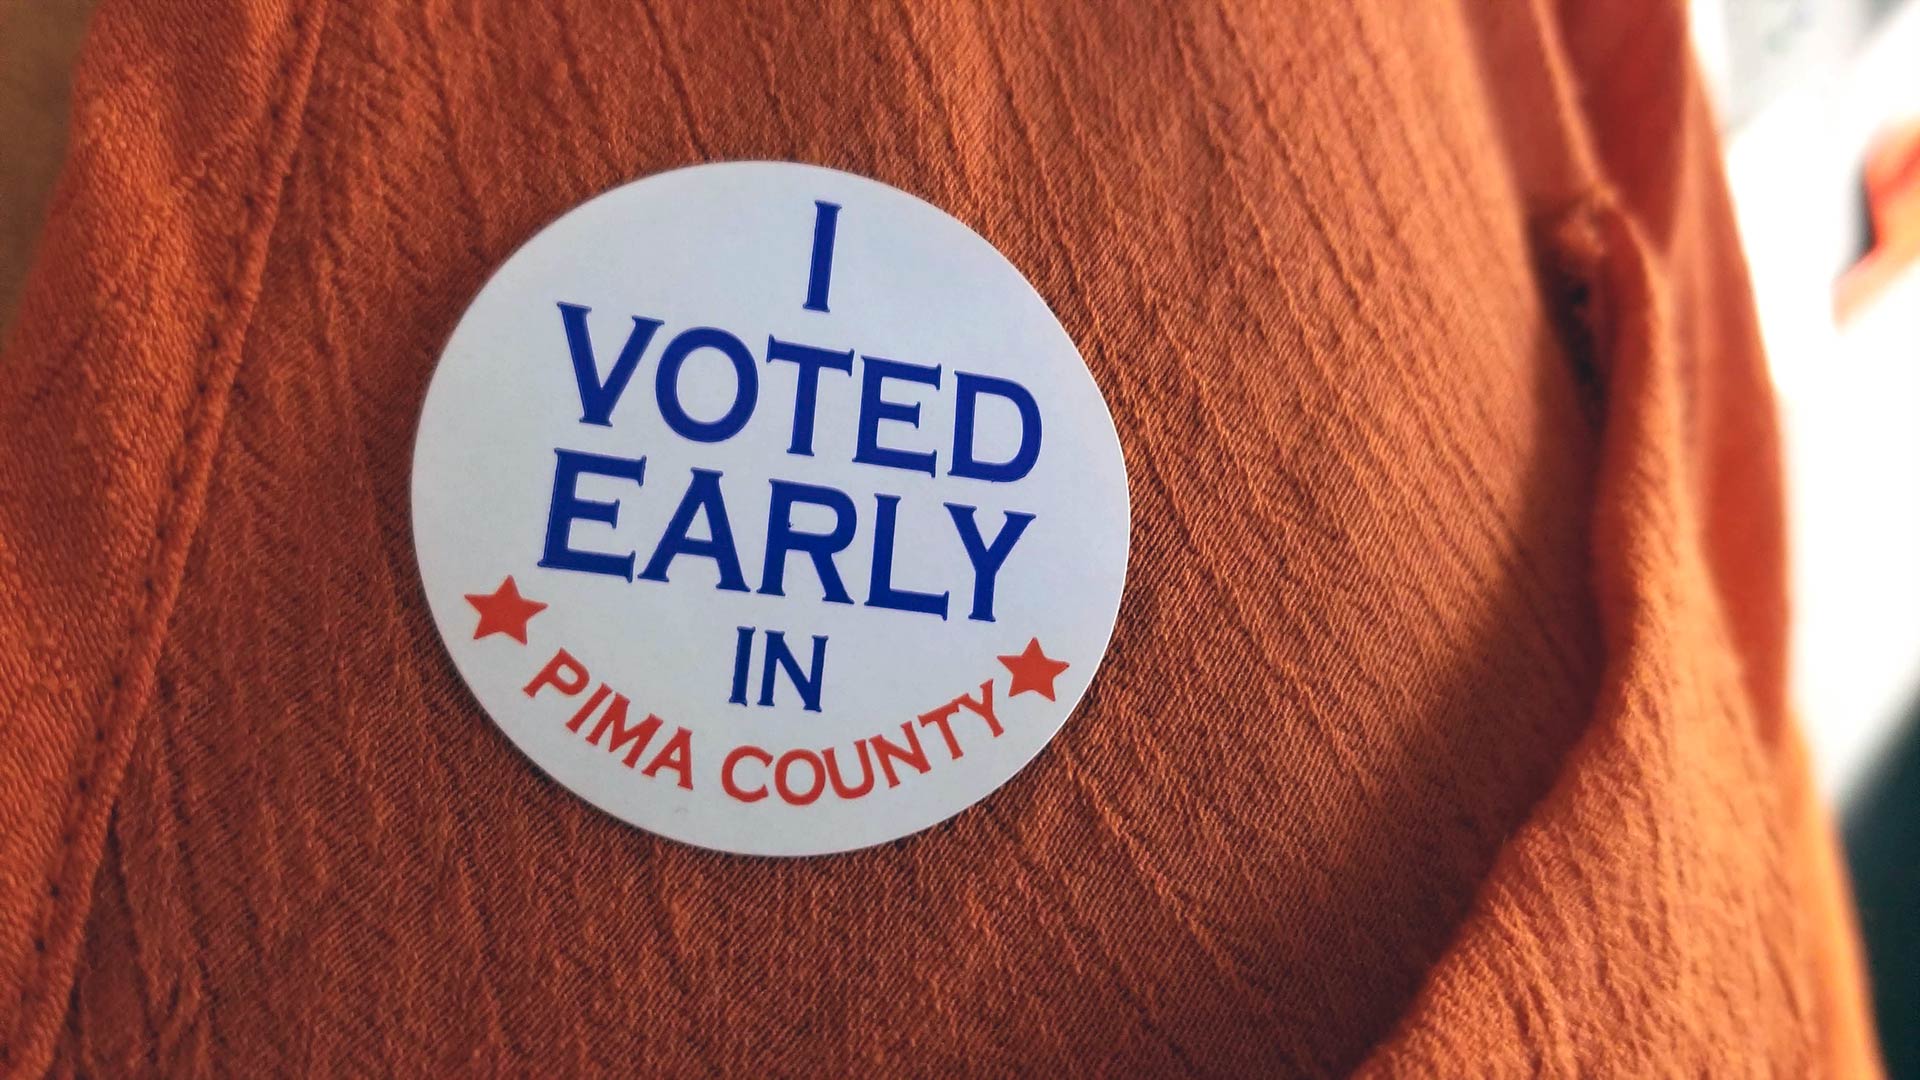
559, 303, 662, 427
761, 480, 857, 604
766, 337, 853, 456
866, 493, 948, 618
951, 372, 1042, 483
945, 504, 1034, 621
538, 449, 647, 579
656, 328, 758, 443
760, 630, 828, 712
854, 357, 940, 476
638, 468, 749, 591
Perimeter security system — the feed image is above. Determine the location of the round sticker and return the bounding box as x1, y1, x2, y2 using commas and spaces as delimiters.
412, 161, 1129, 856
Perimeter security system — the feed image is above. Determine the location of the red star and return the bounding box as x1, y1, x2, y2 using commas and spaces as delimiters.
998, 638, 1070, 700
465, 576, 547, 644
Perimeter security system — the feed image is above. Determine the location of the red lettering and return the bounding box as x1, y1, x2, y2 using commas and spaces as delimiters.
957, 679, 1001, 737
917, 700, 966, 760
775, 749, 826, 805
523, 648, 589, 698
565, 684, 611, 732
723, 745, 772, 802
823, 741, 875, 799
642, 727, 694, 790
587, 694, 663, 768
871, 721, 931, 788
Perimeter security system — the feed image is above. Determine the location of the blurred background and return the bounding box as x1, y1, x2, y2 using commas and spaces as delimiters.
2, 0, 1916, 1070
1692, 0, 1920, 1071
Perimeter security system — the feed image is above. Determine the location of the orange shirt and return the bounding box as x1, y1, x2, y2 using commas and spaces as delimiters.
0, 0, 1882, 1074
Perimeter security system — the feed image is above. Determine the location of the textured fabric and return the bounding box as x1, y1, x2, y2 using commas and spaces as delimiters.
0, 0, 1882, 1075
0, 0, 94, 337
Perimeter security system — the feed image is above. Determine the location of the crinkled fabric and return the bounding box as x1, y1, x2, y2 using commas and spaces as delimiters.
0, 0, 1882, 1075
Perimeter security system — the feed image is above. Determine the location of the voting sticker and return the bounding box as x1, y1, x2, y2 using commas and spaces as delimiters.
412, 161, 1130, 856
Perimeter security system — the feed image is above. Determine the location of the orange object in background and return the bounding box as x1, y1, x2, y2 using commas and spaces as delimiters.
1837, 119, 1920, 320
0, 0, 1886, 1075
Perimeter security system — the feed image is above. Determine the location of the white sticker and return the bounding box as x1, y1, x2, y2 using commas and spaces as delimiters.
412, 162, 1129, 856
